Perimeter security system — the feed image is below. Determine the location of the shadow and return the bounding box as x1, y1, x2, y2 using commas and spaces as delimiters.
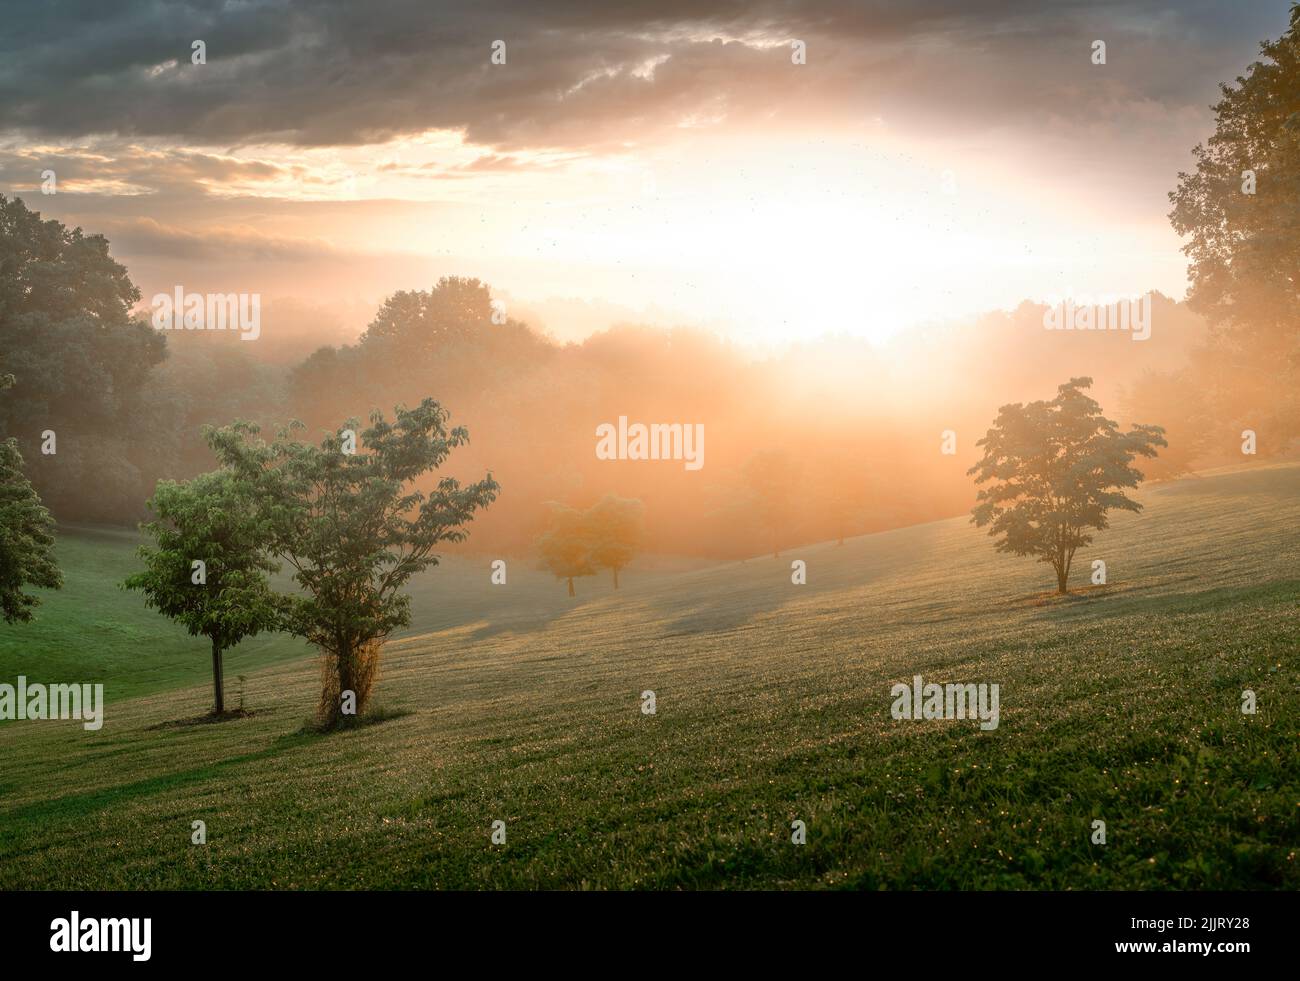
1150, 465, 1300, 501
294, 705, 414, 736
146, 708, 271, 731
0, 739, 307, 839
1030, 578, 1300, 625
1004, 584, 1111, 608
644, 522, 949, 636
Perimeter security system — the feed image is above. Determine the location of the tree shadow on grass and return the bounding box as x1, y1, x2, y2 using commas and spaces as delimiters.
1004, 585, 1111, 608
1024, 578, 1300, 625
146, 708, 271, 731
1150, 465, 1300, 502
294, 705, 413, 736
0, 736, 316, 845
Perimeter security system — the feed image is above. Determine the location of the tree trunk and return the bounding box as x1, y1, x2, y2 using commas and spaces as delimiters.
613, 567, 620, 589
320, 635, 380, 726
567, 577, 575, 597
1055, 564, 1069, 595
211, 637, 225, 714
338, 644, 355, 709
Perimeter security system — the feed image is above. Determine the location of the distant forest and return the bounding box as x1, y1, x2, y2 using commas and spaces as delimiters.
0, 193, 1292, 559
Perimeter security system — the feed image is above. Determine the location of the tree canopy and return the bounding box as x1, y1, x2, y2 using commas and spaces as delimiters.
537, 503, 597, 597
206, 399, 498, 725
0, 375, 62, 623
969, 377, 1166, 594
124, 469, 281, 713
1168, 4, 1300, 441
585, 494, 644, 588
0, 195, 165, 521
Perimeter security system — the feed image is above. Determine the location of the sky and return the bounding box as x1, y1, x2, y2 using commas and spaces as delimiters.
1, 0, 1293, 349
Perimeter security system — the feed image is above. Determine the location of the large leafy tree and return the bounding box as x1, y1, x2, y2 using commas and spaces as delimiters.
0, 374, 62, 623
208, 399, 497, 726
124, 470, 281, 714
968, 378, 1166, 595
1168, 4, 1300, 443
0, 195, 165, 520
290, 276, 551, 431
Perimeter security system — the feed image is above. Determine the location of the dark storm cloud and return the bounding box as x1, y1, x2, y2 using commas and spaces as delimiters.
0, 0, 1289, 151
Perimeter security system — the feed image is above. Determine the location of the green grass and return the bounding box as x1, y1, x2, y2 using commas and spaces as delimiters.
0, 464, 1296, 889
0, 525, 310, 705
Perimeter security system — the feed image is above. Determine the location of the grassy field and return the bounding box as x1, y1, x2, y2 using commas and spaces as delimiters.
0, 463, 1296, 889
0, 526, 309, 704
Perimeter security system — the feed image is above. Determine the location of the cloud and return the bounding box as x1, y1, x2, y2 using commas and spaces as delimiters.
376, 151, 577, 180
0, 143, 292, 195
101, 217, 345, 262
0, 0, 1288, 154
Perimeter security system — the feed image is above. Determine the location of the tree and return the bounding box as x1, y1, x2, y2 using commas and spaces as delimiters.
291, 276, 553, 432
0, 375, 62, 623
743, 449, 801, 558
809, 453, 879, 545
585, 494, 643, 588
0, 195, 165, 522
124, 470, 281, 714
208, 399, 497, 726
968, 378, 1166, 595
1120, 369, 1211, 480
1168, 5, 1300, 443
537, 504, 596, 597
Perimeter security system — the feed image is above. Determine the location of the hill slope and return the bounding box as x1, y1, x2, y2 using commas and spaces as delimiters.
0, 464, 1297, 889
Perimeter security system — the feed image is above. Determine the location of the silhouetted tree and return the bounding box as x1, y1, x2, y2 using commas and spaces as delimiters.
1168, 5, 1300, 443
969, 377, 1166, 594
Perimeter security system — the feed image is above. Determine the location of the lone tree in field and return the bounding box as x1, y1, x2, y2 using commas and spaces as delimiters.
537, 504, 596, 597
0, 375, 62, 623
208, 399, 497, 727
968, 378, 1166, 595
124, 471, 281, 715
585, 494, 644, 588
